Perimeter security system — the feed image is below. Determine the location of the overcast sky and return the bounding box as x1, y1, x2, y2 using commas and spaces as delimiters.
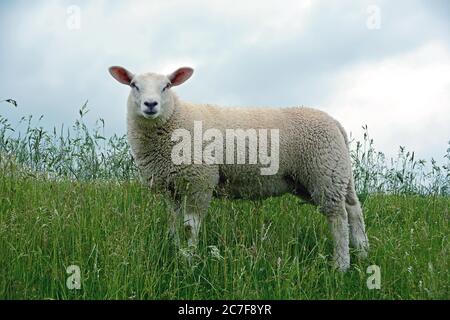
0, 0, 449, 162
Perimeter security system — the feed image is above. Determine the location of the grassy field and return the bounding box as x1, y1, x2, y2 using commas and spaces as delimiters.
0, 165, 448, 299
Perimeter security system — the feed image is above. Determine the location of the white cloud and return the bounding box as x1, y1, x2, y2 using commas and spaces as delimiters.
327, 41, 450, 161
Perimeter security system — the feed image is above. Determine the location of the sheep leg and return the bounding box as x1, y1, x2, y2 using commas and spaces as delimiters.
168, 201, 203, 262
177, 189, 212, 249
346, 203, 369, 258
326, 201, 350, 272
179, 170, 217, 249
345, 182, 369, 258
168, 202, 202, 248
183, 212, 202, 247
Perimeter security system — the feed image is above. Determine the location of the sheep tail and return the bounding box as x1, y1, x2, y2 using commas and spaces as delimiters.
335, 120, 350, 150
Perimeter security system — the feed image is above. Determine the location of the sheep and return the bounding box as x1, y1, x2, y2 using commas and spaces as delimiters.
109, 66, 369, 271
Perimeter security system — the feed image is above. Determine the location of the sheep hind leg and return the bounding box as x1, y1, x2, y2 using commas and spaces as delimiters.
345, 181, 369, 258
325, 201, 351, 272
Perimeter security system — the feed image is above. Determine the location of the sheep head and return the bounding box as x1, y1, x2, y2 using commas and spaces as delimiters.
109, 66, 193, 120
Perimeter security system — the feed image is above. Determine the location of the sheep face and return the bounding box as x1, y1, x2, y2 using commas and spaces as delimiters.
129, 73, 172, 120
109, 66, 194, 121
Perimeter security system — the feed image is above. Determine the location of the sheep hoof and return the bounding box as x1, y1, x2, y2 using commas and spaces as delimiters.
356, 245, 369, 260
333, 256, 350, 272
354, 238, 369, 259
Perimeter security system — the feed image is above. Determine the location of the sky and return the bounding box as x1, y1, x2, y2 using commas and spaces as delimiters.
0, 0, 449, 162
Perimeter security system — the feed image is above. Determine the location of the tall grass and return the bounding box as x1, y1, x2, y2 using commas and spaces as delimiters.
351, 126, 450, 196
1, 102, 449, 195
0, 101, 137, 180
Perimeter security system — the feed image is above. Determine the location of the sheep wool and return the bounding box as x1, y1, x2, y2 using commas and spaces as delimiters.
109, 66, 369, 271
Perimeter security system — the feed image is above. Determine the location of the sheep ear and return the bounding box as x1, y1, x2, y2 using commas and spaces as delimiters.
168, 67, 194, 86
109, 66, 134, 85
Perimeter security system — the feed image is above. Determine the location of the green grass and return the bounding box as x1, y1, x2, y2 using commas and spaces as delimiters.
0, 166, 448, 299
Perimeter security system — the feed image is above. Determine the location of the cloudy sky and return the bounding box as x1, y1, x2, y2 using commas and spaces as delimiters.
0, 0, 449, 162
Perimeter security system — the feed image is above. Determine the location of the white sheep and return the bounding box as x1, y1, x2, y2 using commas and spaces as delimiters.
109, 66, 369, 271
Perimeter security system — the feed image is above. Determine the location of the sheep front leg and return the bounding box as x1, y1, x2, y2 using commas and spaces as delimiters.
183, 212, 202, 247
167, 202, 201, 253
171, 170, 218, 255
172, 188, 213, 251
181, 188, 213, 248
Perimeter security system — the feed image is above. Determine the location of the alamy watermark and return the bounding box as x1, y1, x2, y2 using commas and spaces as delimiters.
366, 265, 381, 289
66, 265, 81, 290
66, 5, 81, 31
366, 5, 381, 30
171, 121, 280, 175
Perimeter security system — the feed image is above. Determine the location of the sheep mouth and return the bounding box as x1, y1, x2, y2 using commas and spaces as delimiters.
143, 110, 158, 116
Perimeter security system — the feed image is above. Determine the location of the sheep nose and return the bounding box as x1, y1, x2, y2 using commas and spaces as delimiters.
144, 101, 158, 109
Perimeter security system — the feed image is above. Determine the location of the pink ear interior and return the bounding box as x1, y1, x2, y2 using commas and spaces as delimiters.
169, 67, 194, 86
109, 66, 134, 85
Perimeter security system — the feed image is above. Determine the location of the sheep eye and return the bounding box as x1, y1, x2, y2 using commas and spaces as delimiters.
131, 82, 139, 91
162, 83, 171, 92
